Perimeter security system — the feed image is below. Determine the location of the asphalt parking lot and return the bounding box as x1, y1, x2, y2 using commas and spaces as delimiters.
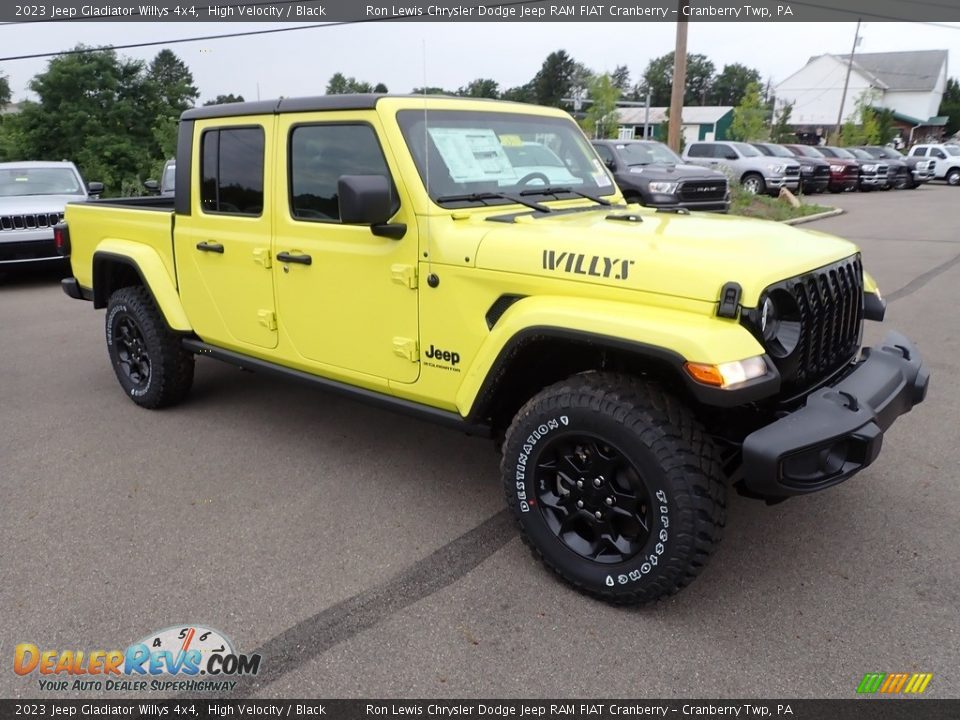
2, 183, 958, 700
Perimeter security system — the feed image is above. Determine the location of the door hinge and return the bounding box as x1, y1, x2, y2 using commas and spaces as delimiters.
257, 310, 277, 331
253, 247, 272, 269
391, 264, 418, 289
393, 337, 419, 362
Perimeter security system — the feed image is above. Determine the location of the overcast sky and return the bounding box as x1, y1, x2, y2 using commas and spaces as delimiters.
2, 21, 958, 103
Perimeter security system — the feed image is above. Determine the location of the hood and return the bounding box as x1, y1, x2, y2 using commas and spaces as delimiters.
472, 207, 856, 305
0, 194, 84, 214
618, 163, 725, 182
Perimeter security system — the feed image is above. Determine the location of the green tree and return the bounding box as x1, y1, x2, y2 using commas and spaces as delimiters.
13, 47, 156, 193
710, 63, 761, 106
501, 82, 536, 103
533, 50, 576, 107
145, 50, 197, 161
728, 81, 768, 141
203, 93, 245, 106
611, 65, 631, 93
769, 100, 795, 143
874, 108, 895, 145
582, 73, 620, 139
326, 72, 375, 94
840, 91, 881, 145
373, 82, 388, 93
0, 70, 10, 106
457, 78, 499, 99
938, 77, 960, 136
411, 86, 453, 95
638, 52, 715, 106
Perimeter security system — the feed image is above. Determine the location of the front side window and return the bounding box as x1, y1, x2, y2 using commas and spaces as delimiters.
289, 124, 396, 222
200, 127, 265, 216
397, 109, 614, 205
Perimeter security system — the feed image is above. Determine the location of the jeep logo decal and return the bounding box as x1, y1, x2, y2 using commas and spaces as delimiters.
424, 344, 460, 367
542, 250, 635, 281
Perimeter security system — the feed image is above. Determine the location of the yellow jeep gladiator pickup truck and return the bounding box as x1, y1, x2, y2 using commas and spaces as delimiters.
59, 95, 928, 604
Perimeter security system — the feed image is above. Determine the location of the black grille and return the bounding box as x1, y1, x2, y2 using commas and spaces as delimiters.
788, 257, 864, 388
785, 166, 801, 178
0, 212, 63, 232
845, 165, 859, 176
813, 165, 830, 178
743, 256, 864, 394
677, 179, 727, 202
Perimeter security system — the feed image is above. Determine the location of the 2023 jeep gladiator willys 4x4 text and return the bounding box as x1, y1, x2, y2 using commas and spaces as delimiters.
59, 96, 929, 604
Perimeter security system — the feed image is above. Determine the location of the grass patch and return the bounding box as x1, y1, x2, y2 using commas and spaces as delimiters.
729, 186, 833, 222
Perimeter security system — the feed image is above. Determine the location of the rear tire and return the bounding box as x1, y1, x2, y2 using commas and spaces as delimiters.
105, 286, 194, 409
501, 373, 726, 605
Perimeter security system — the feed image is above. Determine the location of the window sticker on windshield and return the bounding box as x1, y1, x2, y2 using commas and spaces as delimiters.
591, 159, 613, 187
498, 134, 523, 147
428, 127, 518, 184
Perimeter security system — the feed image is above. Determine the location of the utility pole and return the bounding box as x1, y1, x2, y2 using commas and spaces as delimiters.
835, 20, 862, 140
668, 1, 690, 151
643, 90, 651, 138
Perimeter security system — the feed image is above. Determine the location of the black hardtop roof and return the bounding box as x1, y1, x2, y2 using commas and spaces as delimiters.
181, 93, 512, 121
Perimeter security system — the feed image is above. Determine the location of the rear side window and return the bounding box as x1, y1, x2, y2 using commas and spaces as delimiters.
910, 148, 926, 156
200, 127, 265, 216
289, 124, 396, 222
687, 144, 711, 158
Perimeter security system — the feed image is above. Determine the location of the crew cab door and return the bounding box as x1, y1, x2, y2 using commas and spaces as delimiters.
174, 117, 278, 349
272, 113, 419, 383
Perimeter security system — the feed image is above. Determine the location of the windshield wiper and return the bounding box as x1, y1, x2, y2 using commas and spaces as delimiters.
519, 186, 612, 206
435, 191, 551, 213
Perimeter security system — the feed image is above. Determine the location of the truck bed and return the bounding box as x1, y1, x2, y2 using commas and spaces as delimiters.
65, 198, 176, 293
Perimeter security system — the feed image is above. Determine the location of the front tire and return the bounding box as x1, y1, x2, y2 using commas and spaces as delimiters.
501, 374, 726, 605
740, 173, 765, 195
946, 168, 960, 186
106, 286, 194, 409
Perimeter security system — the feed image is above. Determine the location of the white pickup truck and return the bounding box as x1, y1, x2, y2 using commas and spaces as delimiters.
0, 161, 102, 268
907, 143, 960, 185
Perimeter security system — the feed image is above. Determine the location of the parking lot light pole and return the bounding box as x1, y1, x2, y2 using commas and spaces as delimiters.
668, 1, 690, 151
835, 19, 862, 140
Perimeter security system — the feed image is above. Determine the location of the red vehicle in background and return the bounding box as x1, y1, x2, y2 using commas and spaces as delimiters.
786, 144, 859, 193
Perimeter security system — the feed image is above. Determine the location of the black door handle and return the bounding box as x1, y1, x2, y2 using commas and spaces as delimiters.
196, 241, 224, 253
276, 251, 312, 265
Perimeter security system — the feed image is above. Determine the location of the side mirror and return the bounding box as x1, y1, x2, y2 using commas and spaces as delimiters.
143, 179, 160, 193
604, 159, 616, 171
338, 175, 405, 239
338, 174, 394, 225
87, 181, 104, 196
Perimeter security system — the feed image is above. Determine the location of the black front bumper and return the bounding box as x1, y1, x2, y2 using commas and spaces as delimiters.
741, 331, 928, 497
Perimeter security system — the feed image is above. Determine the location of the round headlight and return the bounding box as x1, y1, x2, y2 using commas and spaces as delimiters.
756, 290, 800, 358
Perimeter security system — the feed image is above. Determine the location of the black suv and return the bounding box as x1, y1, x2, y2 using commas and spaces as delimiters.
592, 139, 730, 212
752, 142, 830, 193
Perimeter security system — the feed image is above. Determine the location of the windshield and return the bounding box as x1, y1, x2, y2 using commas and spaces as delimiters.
947, 146, 960, 156
826, 147, 856, 159
397, 110, 615, 204
848, 148, 874, 160
616, 141, 682, 166
0, 167, 83, 197
731, 142, 761, 157
860, 147, 886, 159
758, 143, 793, 158
876, 147, 903, 159
793, 145, 824, 158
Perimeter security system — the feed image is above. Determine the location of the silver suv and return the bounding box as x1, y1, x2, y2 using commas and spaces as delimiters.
682, 141, 801, 195
0, 161, 101, 268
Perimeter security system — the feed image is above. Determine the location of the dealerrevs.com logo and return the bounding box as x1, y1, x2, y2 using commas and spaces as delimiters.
14, 625, 261, 693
